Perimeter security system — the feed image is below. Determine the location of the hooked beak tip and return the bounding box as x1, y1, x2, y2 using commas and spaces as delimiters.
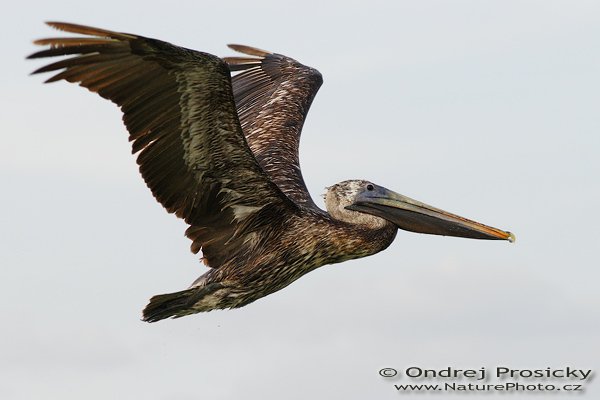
507, 232, 516, 243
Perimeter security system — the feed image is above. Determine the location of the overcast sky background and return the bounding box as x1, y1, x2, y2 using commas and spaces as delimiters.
2, 1, 599, 399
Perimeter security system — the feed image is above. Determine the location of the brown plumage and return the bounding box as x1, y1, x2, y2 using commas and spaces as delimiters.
225, 44, 323, 208
29, 23, 514, 322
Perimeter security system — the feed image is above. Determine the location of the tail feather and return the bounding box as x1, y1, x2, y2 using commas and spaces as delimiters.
142, 283, 224, 322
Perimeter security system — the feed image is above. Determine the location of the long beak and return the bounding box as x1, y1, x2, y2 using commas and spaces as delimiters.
347, 187, 514, 242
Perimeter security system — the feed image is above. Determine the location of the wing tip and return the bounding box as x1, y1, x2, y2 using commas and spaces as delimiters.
40, 21, 137, 40
225, 44, 274, 71
227, 44, 272, 57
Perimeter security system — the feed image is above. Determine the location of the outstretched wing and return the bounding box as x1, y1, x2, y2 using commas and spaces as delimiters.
224, 46, 323, 209
29, 22, 298, 268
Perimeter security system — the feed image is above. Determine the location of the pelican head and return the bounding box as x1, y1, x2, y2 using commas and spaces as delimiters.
325, 180, 514, 241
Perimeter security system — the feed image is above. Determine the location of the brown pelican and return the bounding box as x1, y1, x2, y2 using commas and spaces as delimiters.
29, 22, 514, 322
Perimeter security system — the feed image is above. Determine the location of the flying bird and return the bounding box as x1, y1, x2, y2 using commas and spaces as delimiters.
29, 22, 514, 322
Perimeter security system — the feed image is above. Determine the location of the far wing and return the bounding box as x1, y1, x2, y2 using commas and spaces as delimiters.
29, 22, 298, 268
224, 45, 323, 208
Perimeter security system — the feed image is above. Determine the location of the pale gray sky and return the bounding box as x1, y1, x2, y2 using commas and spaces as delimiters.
2, 1, 599, 399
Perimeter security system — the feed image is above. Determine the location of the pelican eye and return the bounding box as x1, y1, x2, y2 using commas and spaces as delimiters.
366, 184, 374, 191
